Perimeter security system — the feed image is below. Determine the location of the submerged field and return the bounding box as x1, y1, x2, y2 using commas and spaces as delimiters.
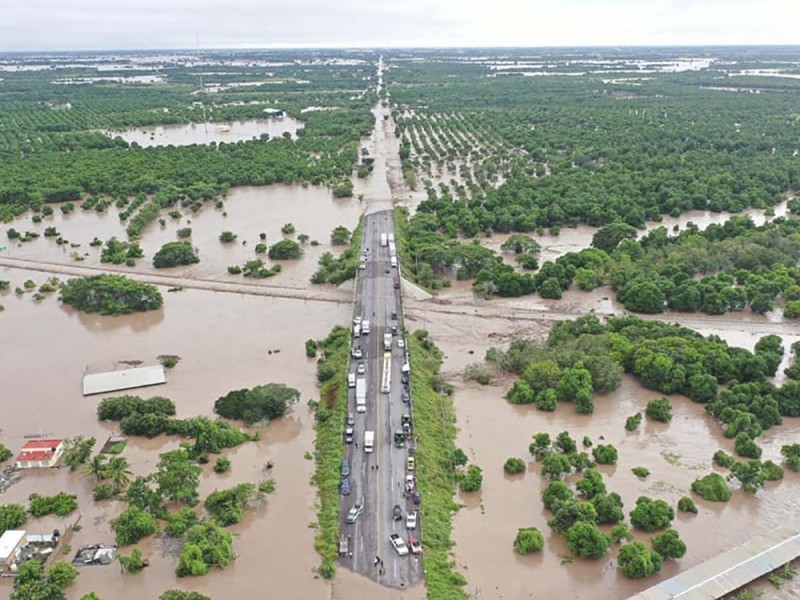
1, 46, 800, 600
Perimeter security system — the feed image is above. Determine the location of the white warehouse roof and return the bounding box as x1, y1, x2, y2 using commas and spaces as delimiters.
0, 530, 26, 559
83, 365, 166, 396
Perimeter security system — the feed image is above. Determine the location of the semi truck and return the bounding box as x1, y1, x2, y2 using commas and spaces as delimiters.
380, 233, 388, 247
355, 377, 367, 413
364, 430, 375, 453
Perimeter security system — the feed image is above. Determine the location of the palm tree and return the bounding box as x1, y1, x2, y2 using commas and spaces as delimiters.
107, 456, 133, 492
83, 455, 108, 481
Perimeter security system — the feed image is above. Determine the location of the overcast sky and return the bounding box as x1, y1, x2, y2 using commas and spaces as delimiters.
2, 0, 798, 52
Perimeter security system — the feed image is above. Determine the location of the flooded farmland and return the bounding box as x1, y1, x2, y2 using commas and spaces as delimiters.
3, 184, 364, 290
0, 270, 349, 600
407, 307, 800, 600
104, 116, 303, 148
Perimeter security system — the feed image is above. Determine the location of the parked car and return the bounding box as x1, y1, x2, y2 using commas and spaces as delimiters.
359, 263, 366, 270
408, 536, 422, 555
397, 338, 405, 349
353, 316, 362, 325
344, 426, 354, 444
347, 412, 355, 426
393, 504, 402, 521
352, 347, 362, 359
391, 310, 397, 319
341, 460, 350, 478
389, 533, 409, 556
341, 478, 351, 495
402, 390, 410, 404
407, 457, 415, 471
357, 362, 366, 375
394, 280, 400, 289
406, 511, 417, 529
405, 474, 415, 493
345, 502, 363, 524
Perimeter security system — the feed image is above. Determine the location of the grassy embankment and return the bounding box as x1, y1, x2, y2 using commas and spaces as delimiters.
311, 326, 350, 579
408, 330, 469, 599
394, 206, 417, 283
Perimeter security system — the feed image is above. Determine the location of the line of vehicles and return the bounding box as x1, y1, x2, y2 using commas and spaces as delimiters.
339, 231, 423, 564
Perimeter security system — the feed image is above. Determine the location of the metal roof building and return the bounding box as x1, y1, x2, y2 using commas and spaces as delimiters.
628, 524, 800, 600
82, 365, 166, 396
0, 530, 27, 567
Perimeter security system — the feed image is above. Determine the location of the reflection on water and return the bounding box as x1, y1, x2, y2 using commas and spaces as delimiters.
104, 117, 303, 148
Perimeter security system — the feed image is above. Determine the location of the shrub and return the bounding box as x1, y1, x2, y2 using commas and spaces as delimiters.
118, 548, 147, 573
514, 527, 544, 554
153, 242, 200, 268
259, 479, 276, 494
541, 454, 572, 479
632, 467, 650, 479
0, 444, 12, 463
330, 226, 351, 245
677, 496, 698, 513
177, 227, 192, 239
161, 592, 211, 600
227, 265, 242, 275
164, 508, 199, 537
460, 465, 483, 492
503, 457, 526, 474
213, 458, 231, 473
593, 444, 618, 465
0, 504, 27, 535
219, 231, 237, 243
781, 444, 800, 471
305, 339, 318, 358
29, 493, 78, 517
542, 481, 573, 511
281, 223, 295, 235
646, 397, 672, 422
610, 522, 633, 543
691, 473, 732, 502
92, 483, 114, 501
204, 483, 255, 526
254, 243, 267, 254
464, 363, 491, 385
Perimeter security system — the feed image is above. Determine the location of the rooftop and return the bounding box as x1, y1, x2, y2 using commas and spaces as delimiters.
82, 365, 166, 396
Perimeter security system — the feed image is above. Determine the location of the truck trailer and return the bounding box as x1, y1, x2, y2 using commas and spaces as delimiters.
355, 377, 367, 413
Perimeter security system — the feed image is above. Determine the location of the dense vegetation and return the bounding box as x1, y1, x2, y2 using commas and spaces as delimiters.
213, 383, 299, 425
153, 241, 200, 268
0, 51, 378, 222
60, 274, 163, 315
488, 315, 799, 457
407, 330, 469, 598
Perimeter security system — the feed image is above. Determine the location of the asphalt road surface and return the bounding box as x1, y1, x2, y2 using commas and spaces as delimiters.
337, 210, 423, 589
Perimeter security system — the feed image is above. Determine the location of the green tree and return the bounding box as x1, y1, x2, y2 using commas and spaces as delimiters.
214, 384, 300, 425
629, 496, 675, 532
155, 450, 201, 505
646, 397, 672, 422
107, 456, 133, 492
592, 222, 638, 253
503, 457, 526, 474
118, 548, 147, 573
566, 521, 609, 559
61, 436, 96, 471
514, 527, 544, 554
110, 506, 159, 546
691, 473, 731, 502
160, 592, 211, 600
542, 481, 573, 511
330, 226, 351, 245
268, 239, 302, 260
460, 465, 483, 492
734, 432, 762, 459
592, 444, 618, 465
677, 496, 698, 514
610, 523, 633, 543
46, 561, 78, 588
219, 231, 237, 243
781, 443, 800, 471
541, 454, 572, 480
83, 455, 108, 481
153, 242, 200, 268
176, 522, 235, 577
652, 529, 687, 559
0, 504, 27, 535
60, 274, 162, 315
618, 541, 663, 579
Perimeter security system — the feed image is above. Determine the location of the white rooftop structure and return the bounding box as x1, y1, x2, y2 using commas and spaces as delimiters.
0, 530, 26, 565
82, 365, 166, 396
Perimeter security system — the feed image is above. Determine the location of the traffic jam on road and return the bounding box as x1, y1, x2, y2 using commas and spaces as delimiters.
340, 231, 423, 563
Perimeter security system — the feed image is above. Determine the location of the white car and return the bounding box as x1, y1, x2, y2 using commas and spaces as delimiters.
389, 533, 409, 556
406, 511, 417, 529
357, 362, 366, 375
352, 347, 362, 359
397, 339, 405, 349
353, 316, 362, 325
346, 503, 363, 524
359, 263, 366, 270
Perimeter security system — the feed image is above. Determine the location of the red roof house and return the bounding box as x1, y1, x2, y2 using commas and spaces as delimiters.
15, 439, 64, 469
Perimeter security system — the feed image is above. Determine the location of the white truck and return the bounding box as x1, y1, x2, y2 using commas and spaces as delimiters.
383, 333, 393, 351
390, 256, 397, 269
355, 377, 367, 413
353, 323, 361, 338
362, 320, 370, 334
364, 430, 375, 453
388, 241, 397, 258
388, 233, 395, 243
380, 233, 388, 247
348, 373, 356, 388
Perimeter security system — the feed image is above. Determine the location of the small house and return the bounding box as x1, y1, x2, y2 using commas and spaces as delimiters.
0, 530, 26, 570
15, 439, 64, 469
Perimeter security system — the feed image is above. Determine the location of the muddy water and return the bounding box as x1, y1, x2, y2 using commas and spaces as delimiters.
409, 308, 800, 600
105, 117, 302, 148
4, 185, 364, 290
0, 269, 349, 600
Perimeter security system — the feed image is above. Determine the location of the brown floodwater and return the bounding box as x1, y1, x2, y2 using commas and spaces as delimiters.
405, 306, 800, 600
104, 117, 303, 148
4, 184, 364, 290
0, 269, 349, 600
